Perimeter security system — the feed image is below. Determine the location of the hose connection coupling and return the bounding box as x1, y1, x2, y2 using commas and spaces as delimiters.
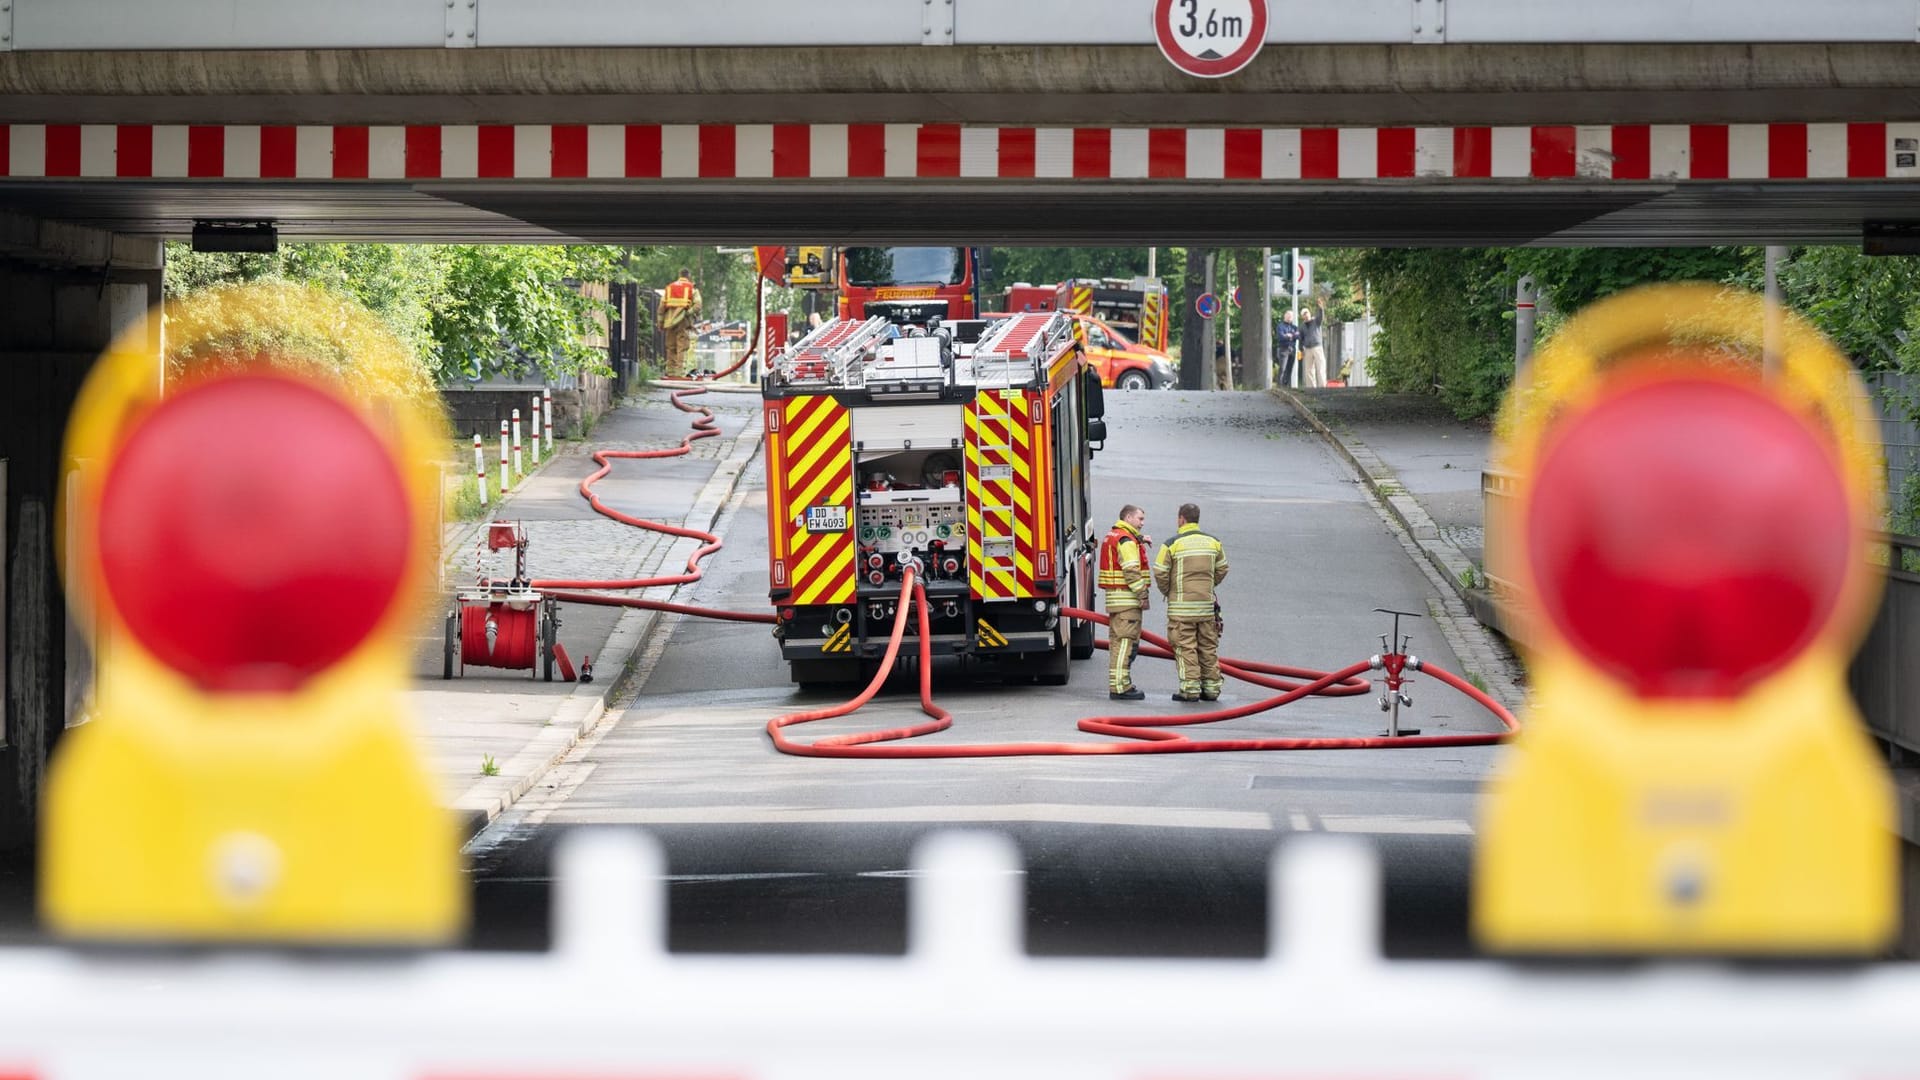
1369, 653, 1384, 670
1406, 655, 1423, 670
895, 551, 924, 575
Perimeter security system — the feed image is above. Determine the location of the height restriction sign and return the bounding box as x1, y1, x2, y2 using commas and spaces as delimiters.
1153, 0, 1267, 79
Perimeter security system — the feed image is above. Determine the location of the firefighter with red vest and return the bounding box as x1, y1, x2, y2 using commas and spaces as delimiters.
659, 267, 702, 378
1097, 504, 1152, 700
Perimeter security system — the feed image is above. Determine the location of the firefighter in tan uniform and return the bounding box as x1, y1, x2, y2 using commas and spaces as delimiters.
658, 268, 702, 379
1097, 505, 1152, 700
1152, 502, 1229, 702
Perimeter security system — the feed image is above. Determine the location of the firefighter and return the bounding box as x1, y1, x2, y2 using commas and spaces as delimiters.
1097, 504, 1152, 700
659, 267, 702, 379
1152, 502, 1229, 702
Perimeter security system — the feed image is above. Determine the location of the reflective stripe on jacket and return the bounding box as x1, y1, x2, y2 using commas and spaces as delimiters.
1097, 521, 1149, 611
1152, 523, 1227, 620
662, 279, 695, 309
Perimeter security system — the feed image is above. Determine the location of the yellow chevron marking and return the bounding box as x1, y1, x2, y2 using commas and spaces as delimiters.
788, 450, 852, 515
786, 413, 849, 490
821, 624, 852, 653
1013, 517, 1034, 547
976, 620, 1008, 647
786, 396, 836, 449
790, 534, 841, 583
1015, 552, 1035, 580
795, 546, 855, 605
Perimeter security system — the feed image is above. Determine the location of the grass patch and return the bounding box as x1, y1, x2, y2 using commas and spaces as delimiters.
479, 754, 500, 777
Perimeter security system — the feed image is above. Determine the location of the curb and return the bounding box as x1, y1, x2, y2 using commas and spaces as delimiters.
1270, 387, 1527, 710
1270, 387, 1483, 604
449, 409, 766, 840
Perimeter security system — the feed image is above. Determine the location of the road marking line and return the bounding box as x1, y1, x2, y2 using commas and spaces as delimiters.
1317, 814, 1475, 835
1289, 811, 1313, 831
547, 803, 1275, 831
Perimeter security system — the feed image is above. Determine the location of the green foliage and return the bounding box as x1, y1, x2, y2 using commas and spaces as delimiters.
1503, 247, 1757, 313
1356, 249, 1514, 420
431, 244, 624, 382
165, 241, 628, 385
480, 754, 500, 777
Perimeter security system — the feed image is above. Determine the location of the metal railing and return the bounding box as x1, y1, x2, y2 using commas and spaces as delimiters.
1855, 532, 1920, 758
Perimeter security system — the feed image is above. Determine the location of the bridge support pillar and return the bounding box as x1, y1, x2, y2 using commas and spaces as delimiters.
0, 211, 162, 852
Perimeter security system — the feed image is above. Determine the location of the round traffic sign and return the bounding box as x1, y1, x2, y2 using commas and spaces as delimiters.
1194, 292, 1220, 319
1153, 0, 1268, 79
1231, 286, 1242, 307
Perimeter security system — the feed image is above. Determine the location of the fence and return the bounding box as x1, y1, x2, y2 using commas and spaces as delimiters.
0, 830, 1912, 1078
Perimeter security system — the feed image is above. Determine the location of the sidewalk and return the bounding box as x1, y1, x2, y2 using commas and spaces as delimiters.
404, 385, 765, 839
1271, 387, 1526, 703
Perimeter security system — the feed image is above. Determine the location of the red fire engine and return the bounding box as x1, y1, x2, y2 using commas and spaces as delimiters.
836, 247, 984, 323
762, 311, 1105, 686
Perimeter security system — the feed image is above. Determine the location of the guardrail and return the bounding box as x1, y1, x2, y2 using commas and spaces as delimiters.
1854, 532, 1920, 759
0, 828, 1912, 1077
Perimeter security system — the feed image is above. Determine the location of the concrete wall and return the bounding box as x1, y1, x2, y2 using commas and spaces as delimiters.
0, 229, 161, 851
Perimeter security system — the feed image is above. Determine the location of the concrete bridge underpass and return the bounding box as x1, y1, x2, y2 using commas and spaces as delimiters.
4, 0, 1920, 859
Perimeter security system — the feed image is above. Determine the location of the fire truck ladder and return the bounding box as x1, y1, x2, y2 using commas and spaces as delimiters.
774, 316, 895, 388
968, 312, 1070, 388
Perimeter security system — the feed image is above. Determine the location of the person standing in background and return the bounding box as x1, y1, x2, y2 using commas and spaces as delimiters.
1299, 306, 1326, 389
1273, 309, 1300, 387
659, 267, 702, 379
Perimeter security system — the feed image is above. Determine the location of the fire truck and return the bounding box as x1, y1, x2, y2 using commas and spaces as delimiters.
1004, 277, 1171, 352
836, 247, 986, 324
761, 310, 1106, 686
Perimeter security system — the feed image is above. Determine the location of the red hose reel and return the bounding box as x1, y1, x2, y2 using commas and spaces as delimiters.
442, 520, 572, 681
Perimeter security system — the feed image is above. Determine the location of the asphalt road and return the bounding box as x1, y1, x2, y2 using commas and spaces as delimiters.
465, 389, 1510, 960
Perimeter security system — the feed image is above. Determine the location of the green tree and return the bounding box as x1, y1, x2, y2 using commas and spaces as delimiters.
1357, 249, 1515, 420
1502, 247, 1757, 314
165, 241, 628, 384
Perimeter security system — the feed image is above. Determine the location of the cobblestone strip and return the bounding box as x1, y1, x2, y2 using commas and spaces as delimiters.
1271, 388, 1528, 712
448, 410, 766, 836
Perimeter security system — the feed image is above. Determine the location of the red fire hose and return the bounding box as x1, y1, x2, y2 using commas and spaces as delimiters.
767, 570, 1519, 759
527, 383, 774, 624
536, 355, 1519, 753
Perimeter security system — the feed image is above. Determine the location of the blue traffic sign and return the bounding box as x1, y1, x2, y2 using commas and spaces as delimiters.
1195, 293, 1220, 319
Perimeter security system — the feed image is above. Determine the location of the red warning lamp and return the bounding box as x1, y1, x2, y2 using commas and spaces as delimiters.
96, 374, 414, 693
1525, 372, 1854, 699
1476, 285, 1896, 955
46, 282, 463, 944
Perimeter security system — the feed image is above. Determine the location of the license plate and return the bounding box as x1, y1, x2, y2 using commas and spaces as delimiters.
804, 505, 849, 533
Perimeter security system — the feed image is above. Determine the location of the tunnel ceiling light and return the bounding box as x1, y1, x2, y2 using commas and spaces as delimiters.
191, 221, 278, 254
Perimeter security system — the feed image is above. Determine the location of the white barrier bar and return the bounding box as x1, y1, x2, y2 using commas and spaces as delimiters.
472, 432, 487, 506
528, 395, 542, 466
0, 833, 1910, 1079
511, 408, 523, 479
543, 387, 554, 453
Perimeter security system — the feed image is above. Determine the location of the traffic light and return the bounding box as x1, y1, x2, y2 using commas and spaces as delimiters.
1474, 284, 1894, 955
45, 283, 465, 945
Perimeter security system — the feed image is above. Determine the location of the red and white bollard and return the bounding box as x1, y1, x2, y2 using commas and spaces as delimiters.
528, 395, 542, 466
512, 408, 524, 479
499, 418, 510, 488
543, 387, 554, 453
473, 432, 488, 506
